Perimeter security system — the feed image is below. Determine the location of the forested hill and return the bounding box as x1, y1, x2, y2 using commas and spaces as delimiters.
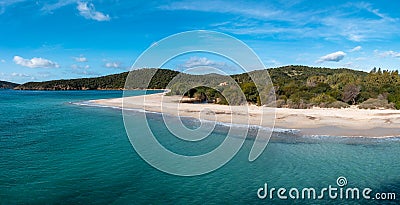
0, 81, 19, 89
15, 66, 366, 91
15, 72, 129, 90
14, 65, 400, 109
14, 69, 180, 90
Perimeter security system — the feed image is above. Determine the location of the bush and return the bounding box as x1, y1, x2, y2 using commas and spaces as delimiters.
342, 84, 361, 104
310, 93, 336, 106
278, 95, 288, 101
358, 98, 395, 109
287, 99, 311, 109
275, 99, 286, 108
327, 88, 342, 101
388, 93, 400, 109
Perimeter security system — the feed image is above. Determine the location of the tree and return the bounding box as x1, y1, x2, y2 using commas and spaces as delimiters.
342, 84, 360, 105
194, 92, 207, 102
377, 68, 382, 74
310, 93, 336, 105
306, 76, 326, 87
240, 82, 258, 103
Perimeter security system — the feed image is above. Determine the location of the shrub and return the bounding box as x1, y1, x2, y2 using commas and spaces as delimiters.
310, 93, 336, 106
275, 99, 286, 108
287, 99, 311, 109
306, 76, 326, 87
388, 93, 400, 109
327, 88, 342, 101
358, 98, 395, 109
342, 84, 361, 104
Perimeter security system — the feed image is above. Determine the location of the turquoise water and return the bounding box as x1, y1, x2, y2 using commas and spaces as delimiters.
0, 90, 399, 204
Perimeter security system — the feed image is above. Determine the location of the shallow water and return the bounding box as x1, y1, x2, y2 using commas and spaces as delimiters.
0, 90, 399, 204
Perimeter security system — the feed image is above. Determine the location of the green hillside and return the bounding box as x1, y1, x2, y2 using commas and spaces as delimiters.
0, 81, 19, 89
14, 66, 400, 109
15, 72, 129, 90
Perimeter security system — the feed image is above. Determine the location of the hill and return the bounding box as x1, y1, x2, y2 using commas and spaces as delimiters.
15, 72, 128, 90
0, 81, 19, 89
14, 65, 400, 109
15, 69, 180, 90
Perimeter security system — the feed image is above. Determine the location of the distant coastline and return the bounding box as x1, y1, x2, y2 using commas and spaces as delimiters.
11, 88, 167, 91
10, 65, 400, 110
0, 80, 19, 89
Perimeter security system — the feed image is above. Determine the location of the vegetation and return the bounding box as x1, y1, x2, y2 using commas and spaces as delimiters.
0, 81, 19, 89
181, 65, 400, 109
15, 69, 179, 90
358, 98, 395, 109
15, 72, 129, 90
267, 66, 400, 109
14, 65, 400, 110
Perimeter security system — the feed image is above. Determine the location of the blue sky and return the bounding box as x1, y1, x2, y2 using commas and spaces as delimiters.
0, 0, 399, 83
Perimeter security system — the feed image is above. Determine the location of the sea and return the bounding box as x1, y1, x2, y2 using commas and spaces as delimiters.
0, 90, 399, 204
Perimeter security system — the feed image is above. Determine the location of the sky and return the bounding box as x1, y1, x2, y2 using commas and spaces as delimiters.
0, 0, 399, 83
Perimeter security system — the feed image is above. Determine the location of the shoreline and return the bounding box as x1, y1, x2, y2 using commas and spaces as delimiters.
11, 88, 169, 91
88, 92, 400, 137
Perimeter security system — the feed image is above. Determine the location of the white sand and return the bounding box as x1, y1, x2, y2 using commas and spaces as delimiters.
90, 92, 400, 137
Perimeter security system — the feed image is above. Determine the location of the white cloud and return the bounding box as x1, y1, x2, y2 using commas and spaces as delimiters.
71, 69, 98, 75
159, 1, 289, 22
75, 57, 88, 62
5, 72, 35, 83
353, 2, 397, 22
13, 56, 59, 68
77, 1, 110, 21
178, 57, 238, 73
71, 64, 97, 75
378, 50, 400, 58
354, 57, 366, 61
41, 0, 76, 13
11, 72, 30, 77
0, 0, 26, 14
74, 56, 88, 62
266, 59, 281, 67
160, 1, 399, 42
104, 62, 121, 69
317, 51, 346, 63
181, 57, 225, 68
71, 64, 90, 69
0, 59, 5, 63
349, 46, 362, 52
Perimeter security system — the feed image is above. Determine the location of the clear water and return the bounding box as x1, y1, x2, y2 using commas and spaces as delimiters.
0, 90, 399, 204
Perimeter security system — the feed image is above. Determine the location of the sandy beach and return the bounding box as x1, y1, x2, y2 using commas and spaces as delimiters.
90, 92, 400, 137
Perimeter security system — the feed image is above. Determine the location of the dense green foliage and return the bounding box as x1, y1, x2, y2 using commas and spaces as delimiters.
16, 69, 180, 90
0, 81, 19, 89
124, 69, 179, 89
255, 65, 399, 109
148, 69, 180, 89
184, 65, 400, 109
15, 72, 129, 90
14, 65, 400, 109
183, 86, 228, 104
